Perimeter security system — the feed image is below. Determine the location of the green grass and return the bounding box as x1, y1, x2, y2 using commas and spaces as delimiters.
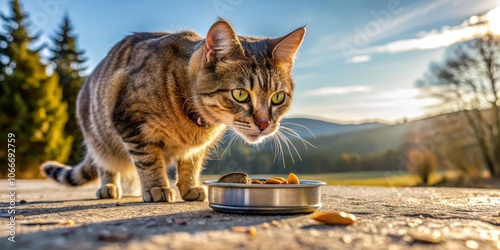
293, 170, 461, 186
302, 172, 422, 186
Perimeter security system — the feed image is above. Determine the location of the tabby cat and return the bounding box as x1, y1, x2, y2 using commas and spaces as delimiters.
41, 19, 305, 202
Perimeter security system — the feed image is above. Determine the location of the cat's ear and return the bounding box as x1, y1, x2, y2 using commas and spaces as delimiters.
268, 27, 306, 63
204, 19, 243, 63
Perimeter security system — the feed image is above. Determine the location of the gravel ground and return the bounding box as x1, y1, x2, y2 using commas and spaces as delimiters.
1, 180, 499, 250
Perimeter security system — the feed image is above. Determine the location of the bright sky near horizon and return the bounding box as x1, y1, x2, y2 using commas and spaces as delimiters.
1, 0, 500, 124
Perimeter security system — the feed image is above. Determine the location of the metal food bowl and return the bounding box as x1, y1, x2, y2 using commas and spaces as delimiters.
202, 179, 326, 214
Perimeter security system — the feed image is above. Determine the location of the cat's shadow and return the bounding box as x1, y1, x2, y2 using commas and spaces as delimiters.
11, 198, 303, 248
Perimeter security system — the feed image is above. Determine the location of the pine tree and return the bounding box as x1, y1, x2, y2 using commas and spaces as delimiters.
50, 14, 87, 165
0, 0, 72, 178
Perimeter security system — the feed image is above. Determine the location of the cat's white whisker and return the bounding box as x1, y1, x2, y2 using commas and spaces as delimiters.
280, 126, 316, 149
274, 132, 286, 168
279, 130, 302, 162
271, 136, 279, 164
281, 122, 316, 139
228, 132, 238, 155
276, 131, 296, 164
217, 131, 237, 169
280, 128, 314, 149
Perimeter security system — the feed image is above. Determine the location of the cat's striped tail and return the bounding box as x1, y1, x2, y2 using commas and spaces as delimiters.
40, 155, 98, 186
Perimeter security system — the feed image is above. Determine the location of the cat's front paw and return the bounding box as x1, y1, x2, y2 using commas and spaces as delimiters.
96, 183, 122, 199
142, 187, 176, 202
181, 186, 207, 201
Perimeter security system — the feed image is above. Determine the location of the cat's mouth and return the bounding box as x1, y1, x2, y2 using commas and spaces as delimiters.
235, 129, 277, 144
245, 134, 263, 142
241, 134, 267, 144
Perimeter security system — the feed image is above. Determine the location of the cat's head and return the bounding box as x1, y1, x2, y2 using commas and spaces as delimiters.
191, 19, 305, 144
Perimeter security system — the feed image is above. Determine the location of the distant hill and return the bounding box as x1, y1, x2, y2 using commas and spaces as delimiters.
291, 114, 450, 157
281, 117, 385, 139
306, 121, 409, 155
204, 113, 474, 175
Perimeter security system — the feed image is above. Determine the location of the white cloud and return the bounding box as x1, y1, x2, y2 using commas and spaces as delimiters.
288, 98, 437, 123
368, 88, 421, 101
486, 6, 500, 34
362, 96, 440, 109
349, 55, 371, 63
357, 6, 500, 55
303, 85, 370, 97
290, 87, 441, 122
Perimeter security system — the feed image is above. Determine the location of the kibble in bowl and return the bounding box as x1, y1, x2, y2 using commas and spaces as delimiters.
217, 172, 302, 185
217, 172, 251, 184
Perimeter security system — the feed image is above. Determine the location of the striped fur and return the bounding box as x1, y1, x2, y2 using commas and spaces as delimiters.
40, 19, 305, 202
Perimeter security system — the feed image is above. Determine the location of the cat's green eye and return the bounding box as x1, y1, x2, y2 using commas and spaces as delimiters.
232, 89, 250, 103
271, 91, 286, 105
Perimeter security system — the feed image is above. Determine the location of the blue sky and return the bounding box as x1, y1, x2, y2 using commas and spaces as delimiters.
1, 0, 500, 123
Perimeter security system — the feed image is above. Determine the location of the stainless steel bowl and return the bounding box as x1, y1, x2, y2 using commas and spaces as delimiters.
203, 179, 326, 214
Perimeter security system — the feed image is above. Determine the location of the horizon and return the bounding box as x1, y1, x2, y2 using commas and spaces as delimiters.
1, 0, 499, 123
286, 109, 448, 126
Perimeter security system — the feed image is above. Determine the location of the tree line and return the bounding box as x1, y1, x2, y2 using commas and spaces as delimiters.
0, 0, 85, 177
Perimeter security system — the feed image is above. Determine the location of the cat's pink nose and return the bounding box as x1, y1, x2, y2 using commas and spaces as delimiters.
255, 119, 270, 131
254, 112, 270, 132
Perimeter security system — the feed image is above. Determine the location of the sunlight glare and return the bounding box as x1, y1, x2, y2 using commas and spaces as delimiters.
486, 6, 500, 35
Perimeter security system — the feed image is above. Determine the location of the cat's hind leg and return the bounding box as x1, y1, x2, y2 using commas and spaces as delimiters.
96, 169, 122, 199
89, 147, 134, 200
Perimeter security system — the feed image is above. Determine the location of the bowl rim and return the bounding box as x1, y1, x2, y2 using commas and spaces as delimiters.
202, 179, 326, 188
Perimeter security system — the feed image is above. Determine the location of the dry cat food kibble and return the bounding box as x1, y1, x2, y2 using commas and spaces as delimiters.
231, 226, 257, 236
287, 173, 300, 184
251, 179, 264, 184
265, 177, 288, 184
311, 211, 357, 225
262, 173, 300, 184
217, 172, 251, 184
217, 172, 301, 184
